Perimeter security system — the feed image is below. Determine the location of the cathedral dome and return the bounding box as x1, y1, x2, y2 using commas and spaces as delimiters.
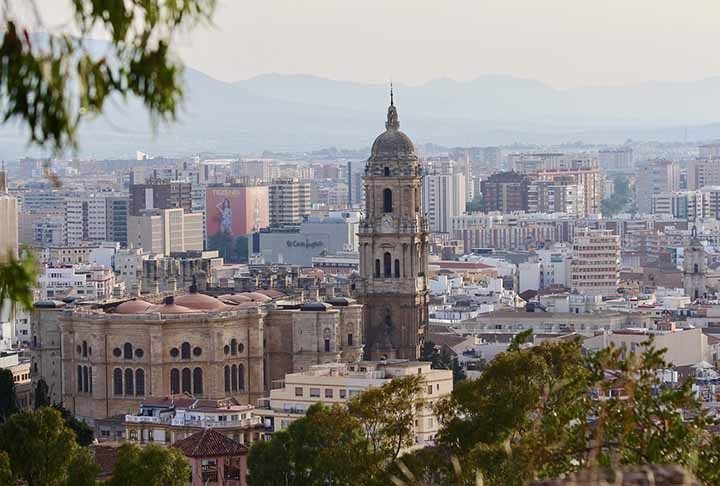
369, 89, 417, 162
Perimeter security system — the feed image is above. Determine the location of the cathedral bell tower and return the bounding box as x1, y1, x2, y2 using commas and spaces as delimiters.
357, 89, 429, 360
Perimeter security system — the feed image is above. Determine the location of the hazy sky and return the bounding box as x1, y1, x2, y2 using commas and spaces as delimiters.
25, 0, 720, 88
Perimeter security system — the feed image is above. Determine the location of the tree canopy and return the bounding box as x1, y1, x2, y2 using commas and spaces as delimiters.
108, 443, 190, 486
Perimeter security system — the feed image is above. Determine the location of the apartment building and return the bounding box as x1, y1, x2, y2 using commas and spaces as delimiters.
38, 264, 117, 301
128, 208, 204, 255
571, 228, 620, 297
635, 159, 680, 214
65, 196, 107, 244
480, 171, 530, 213
269, 178, 311, 226
422, 160, 467, 233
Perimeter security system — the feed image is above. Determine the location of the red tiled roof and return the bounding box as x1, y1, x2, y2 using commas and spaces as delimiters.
172, 429, 248, 458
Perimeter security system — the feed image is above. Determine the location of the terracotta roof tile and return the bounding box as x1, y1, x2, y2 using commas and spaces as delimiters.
172, 429, 248, 458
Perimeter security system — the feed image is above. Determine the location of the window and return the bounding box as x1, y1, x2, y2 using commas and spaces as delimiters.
193, 368, 203, 395
135, 369, 145, 396
347, 333, 353, 346
82, 366, 89, 393
224, 366, 230, 392
384, 252, 392, 277
123, 342, 133, 360
181, 342, 191, 360
125, 368, 134, 395
374, 259, 380, 277
325, 389, 333, 398
694, 263, 699, 273
324, 339, 330, 353
77, 365, 82, 392
427, 385, 433, 394
82, 340, 88, 358
89, 367, 93, 393
113, 368, 122, 395
170, 368, 180, 394
231, 365, 238, 392
181, 368, 191, 393
309, 388, 320, 398
238, 364, 245, 391
339, 389, 347, 399
383, 188, 393, 213
394, 259, 400, 278
384, 166, 390, 176
170, 348, 179, 358
230, 339, 237, 355
135, 348, 144, 358
295, 387, 303, 397
193, 346, 202, 357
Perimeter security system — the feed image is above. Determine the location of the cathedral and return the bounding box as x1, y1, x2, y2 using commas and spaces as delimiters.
358, 90, 430, 360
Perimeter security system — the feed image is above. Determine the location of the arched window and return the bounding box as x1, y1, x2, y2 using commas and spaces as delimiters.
238, 364, 245, 391
170, 369, 180, 394
89, 367, 93, 393
384, 252, 392, 277
82, 340, 88, 358
383, 188, 393, 213
348, 333, 353, 346
113, 368, 123, 395
694, 263, 699, 273
181, 342, 191, 360
124, 368, 134, 395
193, 368, 203, 395
123, 342, 133, 360
82, 366, 89, 393
231, 364, 238, 392
384, 166, 390, 176
224, 365, 230, 392
374, 259, 380, 277
77, 365, 82, 392
135, 369, 145, 396
394, 259, 400, 278
181, 368, 191, 393
230, 339, 238, 356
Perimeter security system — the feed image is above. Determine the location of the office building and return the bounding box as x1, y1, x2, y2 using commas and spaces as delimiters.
635, 160, 680, 214
480, 171, 530, 213
532, 167, 604, 216
64, 196, 108, 244
129, 180, 193, 216
128, 208, 204, 255
422, 160, 467, 234
105, 195, 129, 245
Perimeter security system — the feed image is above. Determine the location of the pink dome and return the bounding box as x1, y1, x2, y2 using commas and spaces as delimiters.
243, 292, 272, 302
255, 289, 285, 299
175, 293, 230, 311
115, 299, 152, 314
219, 294, 252, 304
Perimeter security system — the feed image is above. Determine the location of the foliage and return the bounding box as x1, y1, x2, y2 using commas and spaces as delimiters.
0, 250, 38, 313
0, 407, 99, 486
0, 451, 11, 486
248, 403, 368, 486
34, 378, 51, 409
109, 443, 190, 486
54, 404, 94, 447
465, 194, 484, 213
420, 341, 466, 383
0, 368, 19, 422
602, 174, 633, 216
0, 0, 216, 154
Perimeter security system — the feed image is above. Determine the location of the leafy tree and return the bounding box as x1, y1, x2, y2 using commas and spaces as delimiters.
0, 407, 99, 486
34, 378, 51, 409
602, 174, 633, 216
247, 404, 368, 486
109, 443, 190, 486
54, 404, 94, 447
347, 375, 424, 464
420, 341, 466, 384
0, 0, 216, 324
0, 368, 19, 422
0, 451, 11, 486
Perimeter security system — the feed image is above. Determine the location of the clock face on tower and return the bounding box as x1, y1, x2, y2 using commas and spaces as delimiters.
381, 213, 394, 231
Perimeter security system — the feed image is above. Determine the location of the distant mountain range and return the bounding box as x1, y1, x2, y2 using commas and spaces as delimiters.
4, 67, 720, 160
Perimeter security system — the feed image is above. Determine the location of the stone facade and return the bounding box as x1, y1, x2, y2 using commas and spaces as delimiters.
357, 94, 429, 360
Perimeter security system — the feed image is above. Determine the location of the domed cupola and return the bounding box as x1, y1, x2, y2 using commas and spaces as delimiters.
368, 87, 418, 168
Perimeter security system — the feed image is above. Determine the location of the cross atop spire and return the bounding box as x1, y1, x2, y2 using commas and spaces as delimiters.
385, 83, 399, 130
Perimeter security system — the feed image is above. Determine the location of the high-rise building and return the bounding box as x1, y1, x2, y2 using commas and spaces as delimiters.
571, 228, 620, 297
699, 143, 720, 159
129, 180, 193, 216
269, 178, 311, 227
635, 159, 680, 214
127, 208, 204, 255
687, 158, 720, 190
422, 160, 466, 234
528, 178, 586, 216
598, 148, 633, 171
357, 94, 429, 360
233, 159, 273, 182
532, 167, 604, 216
64, 196, 107, 245
206, 184, 269, 238
105, 195, 129, 246
480, 171, 530, 213
0, 170, 18, 261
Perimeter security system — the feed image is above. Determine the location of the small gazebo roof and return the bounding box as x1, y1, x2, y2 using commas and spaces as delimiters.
172, 429, 248, 458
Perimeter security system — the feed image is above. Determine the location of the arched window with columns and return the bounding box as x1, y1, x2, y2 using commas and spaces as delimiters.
384, 252, 392, 277
193, 367, 203, 395
224, 365, 230, 392
181, 368, 191, 393
170, 368, 180, 394
113, 368, 122, 395
238, 364, 245, 391
135, 369, 145, 396
383, 188, 393, 213
124, 368, 134, 395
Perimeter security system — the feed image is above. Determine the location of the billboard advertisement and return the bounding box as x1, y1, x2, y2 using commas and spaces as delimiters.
206, 185, 269, 237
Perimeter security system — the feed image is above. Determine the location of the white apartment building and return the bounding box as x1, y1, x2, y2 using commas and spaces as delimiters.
687, 158, 720, 190
38, 264, 117, 301
65, 196, 108, 244
528, 180, 586, 216
423, 160, 467, 234
598, 148, 633, 171
127, 208, 203, 255
571, 228, 620, 297
269, 177, 311, 226
519, 244, 573, 292
256, 360, 453, 445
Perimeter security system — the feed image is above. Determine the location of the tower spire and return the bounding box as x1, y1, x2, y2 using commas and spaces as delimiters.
390, 82, 394, 106
385, 83, 399, 130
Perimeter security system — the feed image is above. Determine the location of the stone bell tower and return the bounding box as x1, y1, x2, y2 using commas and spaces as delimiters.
357, 88, 429, 360
683, 226, 706, 302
